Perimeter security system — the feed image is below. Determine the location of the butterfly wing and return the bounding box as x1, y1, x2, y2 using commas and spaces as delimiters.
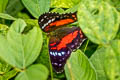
49, 27, 86, 73
38, 12, 77, 33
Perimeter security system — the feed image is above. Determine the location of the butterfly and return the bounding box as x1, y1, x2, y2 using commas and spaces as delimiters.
38, 12, 77, 33
38, 12, 86, 73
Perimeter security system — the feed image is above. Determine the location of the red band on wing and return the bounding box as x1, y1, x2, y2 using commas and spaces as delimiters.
50, 42, 56, 46
49, 19, 75, 27
51, 47, 57, 50
57, 30, 78, 50
44, 19, 75, 32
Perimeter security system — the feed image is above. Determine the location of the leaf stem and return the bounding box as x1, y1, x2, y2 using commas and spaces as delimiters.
47, 37, 53, 80
84, 40, 89, 53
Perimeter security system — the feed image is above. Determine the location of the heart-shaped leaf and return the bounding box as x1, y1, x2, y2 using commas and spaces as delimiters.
0, 19, 43, 69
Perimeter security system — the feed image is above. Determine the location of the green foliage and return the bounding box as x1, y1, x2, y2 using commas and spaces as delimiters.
36, 33, 50, 74
0, 0, 8, 13
5, 0, 24, 16
0, 59, 17, 80
15, 64, 49, 80
77, 0, 119, 45
90, 40, 120, 80
0, 13, 16, 20
51, 0, 81, 8
0, 24, 8, 35
65, 50, 96, 80
0, 0, 119, 80
22, 0, 50, 18
0, 19, 43, 69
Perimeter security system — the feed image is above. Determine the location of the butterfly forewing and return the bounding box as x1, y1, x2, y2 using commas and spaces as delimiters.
38, 12, 77, 33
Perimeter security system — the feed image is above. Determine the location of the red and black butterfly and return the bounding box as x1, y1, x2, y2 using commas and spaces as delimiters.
38, 12, 86, 73
38, 12, 77, 33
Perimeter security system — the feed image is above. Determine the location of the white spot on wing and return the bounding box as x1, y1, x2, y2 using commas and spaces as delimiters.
50, 52, 53, 55
52, 52, 55, 56
42, 23, 48, 29
59, 64, 62, 66
58, 53, 62, 56
55, 52, 57, 56
54, 63, 58, 65
61, 52, 65, 55
48, 20, 52, 24
52, 18, 55, 21
44, 16, 47, 18
41, 19, 44, 22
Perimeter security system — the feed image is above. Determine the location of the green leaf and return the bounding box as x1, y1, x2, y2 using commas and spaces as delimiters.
22, 0, 50, 18
36, 33, 50, 69
104, 0, 120, 12
65, 50, 96, 80
24, 19, 38, 26
6, 0, 24, 16
64, 5, 79, 13
0, 69, 18, 80
0, 59, 17, 80
0, 59, 11, 74
51, 8, 65, 13
77, 0, 119, 45
115, 29, 120, 39
17, 12, 30, 19
0, 19, 43, 69
15, 64, 49, 80
0, 24, 8, 35
84, 41, 98, 58
51, 0, 81, 8
0, 13, 16, 20
90, 40, 120, 80
0, 0, 8, 12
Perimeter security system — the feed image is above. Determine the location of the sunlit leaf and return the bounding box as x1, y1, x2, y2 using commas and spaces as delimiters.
90, 40, 120, 80
22, 0, 50, 18
51, 8, 64, 13
65, 50, 96, 80
0, 24, 8, 35
51, 0, 81, 8
0, 69, 17, 80
104, 0, 120, 11
64, 5, 78, 13
78, 0, 119, 45
15, 64, 49, 80
0, 19, 43, 69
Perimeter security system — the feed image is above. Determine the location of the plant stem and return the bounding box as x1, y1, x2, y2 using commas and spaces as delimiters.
47, 37, 53, 80
84, 40, 89, 53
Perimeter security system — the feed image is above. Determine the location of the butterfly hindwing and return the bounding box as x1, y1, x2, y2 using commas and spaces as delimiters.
49, 27, 86, 73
